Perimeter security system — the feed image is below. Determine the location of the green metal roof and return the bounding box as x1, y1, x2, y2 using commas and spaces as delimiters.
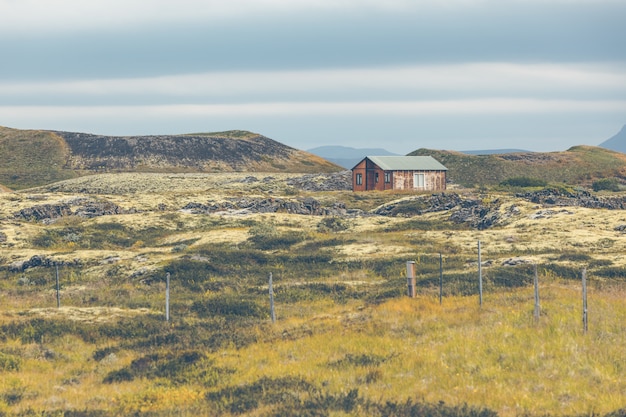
360, 156, 448, 171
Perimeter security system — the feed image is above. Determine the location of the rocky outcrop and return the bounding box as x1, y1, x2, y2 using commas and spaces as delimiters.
449, 199, 501, 230
15, 204, 72, 221
14, 199, 129, 222
373, 193, 502, 230
8, 255, 80, 272
517, 188, 626, 209
373, 193, 465, 216
182, 197, 363, 216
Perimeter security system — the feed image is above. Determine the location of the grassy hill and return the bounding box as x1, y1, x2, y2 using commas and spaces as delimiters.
410, 146, 626, 187
0, 127, 77, 189
0, 127, 342, 190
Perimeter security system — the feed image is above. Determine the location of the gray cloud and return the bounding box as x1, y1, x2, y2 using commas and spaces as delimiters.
2, 2, 625, 80
1, 0, 625, 152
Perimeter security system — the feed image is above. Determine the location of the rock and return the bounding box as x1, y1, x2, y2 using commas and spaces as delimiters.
100, 353, 118, 365
529, 209, 573, 219
130, 267, 148, 278
502, 257, 532, 266
73, 201, 123, 218
15, 203, 72, 221
8, 255, 68, 272
449, 201, 500, 230
99, 256, 121, 265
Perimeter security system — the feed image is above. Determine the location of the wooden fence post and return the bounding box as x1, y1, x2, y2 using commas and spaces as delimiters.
439, 253, 443, 305
478, 240, 483, 307
582, 268, 588, 334
55, 263, 60, 308
406, 261, 416, 298
166, 272, 170, 322
269, 272, 276, 323
533, 264, 540, 323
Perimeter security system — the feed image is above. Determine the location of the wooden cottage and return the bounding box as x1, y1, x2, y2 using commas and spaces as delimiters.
351, 156, 448, 191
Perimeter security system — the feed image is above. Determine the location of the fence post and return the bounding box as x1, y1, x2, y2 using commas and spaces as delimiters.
166, 272, 170, 322
406, 261, 416, 298
582, 268, 588, 334
533, 264, 540, 323
269, 272, 276, 323
478, 240, 483, 307
55, 263, 60, 308
439, 253, 443, 305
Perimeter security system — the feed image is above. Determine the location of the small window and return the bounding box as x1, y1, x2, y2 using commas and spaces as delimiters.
414, 173, 425, 188
375, 173, 379, 183
384, 172, 391, 183
356, 173, 363, 185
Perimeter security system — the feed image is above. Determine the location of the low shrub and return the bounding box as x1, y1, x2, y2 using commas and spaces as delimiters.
317, 217, 351, 232
328, 353, 390, 368
248, 222, 308, 250
592, 178, 621, 192
103, 350, 223, 386
0, 351, 21, 371
557, 252, 593, 262
500, 177, 547, 187
191, 295, 266, 318
388, 218, 468, 231
487, 264, 535, 288
594, 267, 626, 280
276, 282, 365, 304
205, 378, 499, 417
542, 263, 584, 280
1, 385, 25, 405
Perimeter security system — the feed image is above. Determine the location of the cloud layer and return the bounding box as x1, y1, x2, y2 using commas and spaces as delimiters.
1, 0, 625, 152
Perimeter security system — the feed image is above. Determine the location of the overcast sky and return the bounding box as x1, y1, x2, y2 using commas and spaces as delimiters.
1, 0, 625, 154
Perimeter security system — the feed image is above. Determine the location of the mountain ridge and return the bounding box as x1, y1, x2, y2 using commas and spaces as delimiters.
0, 126, 342, 189
599, 124, 626, 153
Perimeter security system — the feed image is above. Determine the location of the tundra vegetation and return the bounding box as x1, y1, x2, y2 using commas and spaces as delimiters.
0, 172, 625, 416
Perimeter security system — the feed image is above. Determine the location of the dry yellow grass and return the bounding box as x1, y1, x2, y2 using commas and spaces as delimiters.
2, 174, 626, 416
216, 283, 626, 417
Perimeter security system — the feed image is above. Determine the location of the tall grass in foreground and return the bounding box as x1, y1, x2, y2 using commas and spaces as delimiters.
0, 279, 624, 416
215, 281, 626, 417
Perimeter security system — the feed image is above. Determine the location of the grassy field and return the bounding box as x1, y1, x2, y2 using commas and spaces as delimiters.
1, 173, 625, 416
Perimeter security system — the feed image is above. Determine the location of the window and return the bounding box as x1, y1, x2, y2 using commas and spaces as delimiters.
356, 173, 363, 185
384, 172, 391, 183
414, 173, 425, 188
375, 173, 379, 183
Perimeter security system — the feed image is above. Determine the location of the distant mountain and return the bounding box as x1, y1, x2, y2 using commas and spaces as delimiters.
0, 126, 342, 190
409, 145, 626, 187
599, 125, 626, 153
461, 149, 530, 155
307, 145, 399, 169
